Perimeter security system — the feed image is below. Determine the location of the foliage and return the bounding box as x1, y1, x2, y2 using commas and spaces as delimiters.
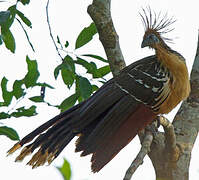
75, 22, 97, 49
0, 5, 110, 139
0, 1, 33, 53
0, 126, 19, 140
0, 1, 111, 178
0, 56, 54, 140
56, 159, 72, 180
54, 22, 110, 112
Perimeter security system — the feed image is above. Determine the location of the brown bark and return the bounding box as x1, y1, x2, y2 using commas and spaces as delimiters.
147, 35, 199, 180
88, 1, 199, 180
87, 0, 126, 76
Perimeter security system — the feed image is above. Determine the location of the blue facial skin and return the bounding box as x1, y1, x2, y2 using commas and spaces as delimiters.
141, 34, 160, 48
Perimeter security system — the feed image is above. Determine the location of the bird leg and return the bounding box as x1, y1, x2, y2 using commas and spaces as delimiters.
159, 116, 180, 163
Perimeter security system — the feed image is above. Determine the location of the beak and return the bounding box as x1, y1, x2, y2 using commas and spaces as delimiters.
141, 39, 149, 48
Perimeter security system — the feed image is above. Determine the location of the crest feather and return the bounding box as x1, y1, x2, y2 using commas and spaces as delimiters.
139, 7, 176, 43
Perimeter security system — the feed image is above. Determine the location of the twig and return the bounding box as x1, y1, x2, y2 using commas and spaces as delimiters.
16, 18, 35, 52
123, 131, 153, 180
46, 0, 64, 61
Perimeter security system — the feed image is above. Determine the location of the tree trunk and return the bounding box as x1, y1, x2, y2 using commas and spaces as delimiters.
148, 35, 199, 180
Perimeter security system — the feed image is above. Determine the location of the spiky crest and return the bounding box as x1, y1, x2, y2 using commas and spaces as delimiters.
140, 7, 176, 44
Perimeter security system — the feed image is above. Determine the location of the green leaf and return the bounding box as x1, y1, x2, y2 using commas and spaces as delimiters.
0, 35, 2, 45
29, 96, 44, 103
75, 57, 97, 74
77, 96, 83, 103
90, 62, 97, 71
96, 65, 111, 77
82, 54, 109, 63
1, 28, 15, 53
46, 102, 59, 108
90, 65, 110, 79
65, 41, 69, 48
54, 57, 75, 81
2, 5, 16, 30
0, 11, 10, 26
63, 55, 75, 73
75, 22, 97, 49
1, 77, 13, 106
0, 112, 11, 120
75, 75, 80, 93
16, 10, 32, 28
79, 76, 92, 100
35, 82, 54, 89
24, 56, 40, 88
92, 84, 99, 93
54, 63, 63, 79
57, 35, 61, 44
61, 69, 74, 89
60, 93, 78, 112
98, 80, 107, 84
12, 80, 24, 99
20, 0, 30, 5
57, 159, 71, 180
0, 126, 19, 140
11, 105, 37, 117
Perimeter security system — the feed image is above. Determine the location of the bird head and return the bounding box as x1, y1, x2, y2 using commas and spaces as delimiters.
140, 7, 175, 50
141, 30, 161, 48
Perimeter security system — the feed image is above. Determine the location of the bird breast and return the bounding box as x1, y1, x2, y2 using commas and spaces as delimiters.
155, 47, 190, 114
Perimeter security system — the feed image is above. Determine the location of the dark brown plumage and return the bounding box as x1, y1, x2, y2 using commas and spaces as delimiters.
7, 8, 190, 173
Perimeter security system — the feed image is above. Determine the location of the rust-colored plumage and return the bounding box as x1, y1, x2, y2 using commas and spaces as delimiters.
7, 8, 190, 173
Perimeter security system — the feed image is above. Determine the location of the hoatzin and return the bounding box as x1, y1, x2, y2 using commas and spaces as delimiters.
8, 9, 190, 173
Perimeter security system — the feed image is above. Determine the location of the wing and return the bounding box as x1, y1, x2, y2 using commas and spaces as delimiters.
116, 55, 171, 112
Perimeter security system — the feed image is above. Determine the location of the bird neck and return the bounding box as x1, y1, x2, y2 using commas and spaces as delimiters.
153, 43, 190, 114
154, 44, 185, 74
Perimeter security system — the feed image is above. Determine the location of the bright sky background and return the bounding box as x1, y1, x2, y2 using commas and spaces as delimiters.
1, 0, 199, 180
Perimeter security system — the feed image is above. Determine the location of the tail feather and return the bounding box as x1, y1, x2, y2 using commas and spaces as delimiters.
47, 131, 74, 160
19, 102, 83, 147
7, 78, 156, 172
7, 102, 83, 165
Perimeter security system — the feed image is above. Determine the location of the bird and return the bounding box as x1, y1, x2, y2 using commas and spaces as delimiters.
7, 8, 190, 173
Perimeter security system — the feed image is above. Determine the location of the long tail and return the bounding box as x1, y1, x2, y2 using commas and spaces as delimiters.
7, 102, 84, 167
8, 79, 156, 172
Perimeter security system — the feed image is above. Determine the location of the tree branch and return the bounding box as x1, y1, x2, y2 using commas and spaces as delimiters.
87, 0, 125, 76
123, 131, 153, 180
46, 0, 64, 61
147, 33, 199, 180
